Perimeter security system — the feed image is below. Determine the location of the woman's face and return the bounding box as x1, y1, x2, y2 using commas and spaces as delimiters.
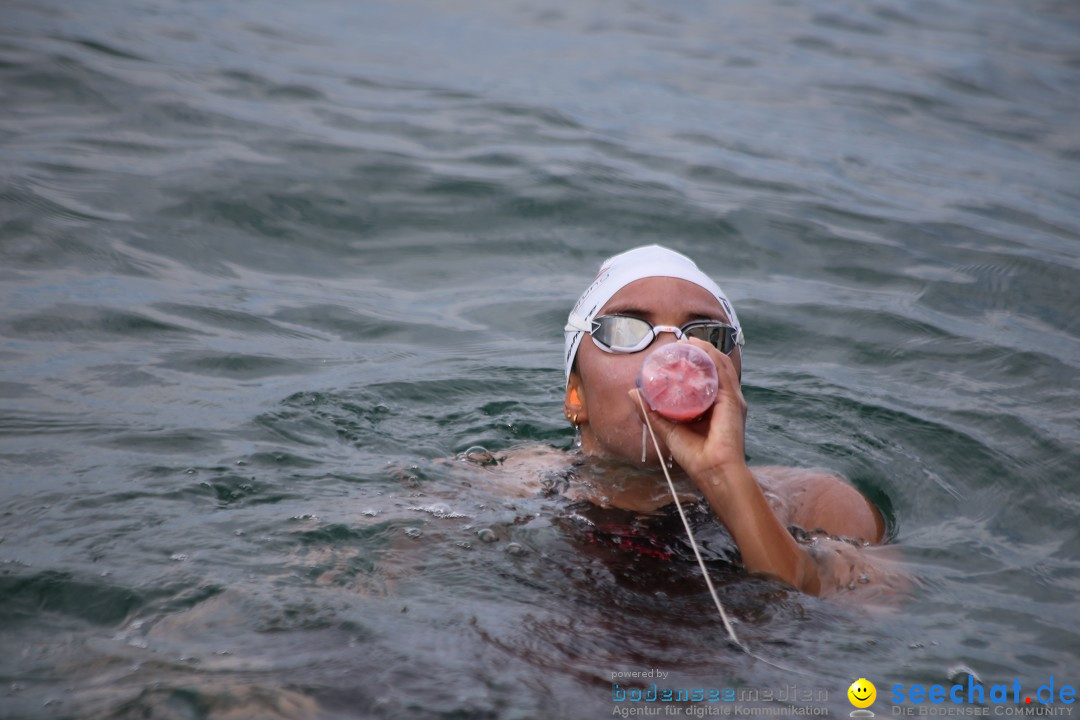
568, 276, 742, 465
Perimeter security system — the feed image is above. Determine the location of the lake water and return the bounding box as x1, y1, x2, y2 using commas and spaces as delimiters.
1, 0, 1078, 718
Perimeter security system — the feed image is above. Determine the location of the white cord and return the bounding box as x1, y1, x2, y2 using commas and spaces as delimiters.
636, 392, 744, 651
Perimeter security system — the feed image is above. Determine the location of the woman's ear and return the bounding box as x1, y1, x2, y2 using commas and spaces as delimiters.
563, 374, 588, 427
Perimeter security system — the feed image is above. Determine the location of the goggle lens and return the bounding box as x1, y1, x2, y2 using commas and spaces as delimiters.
683, 322, 739, 354
590, 316, 651, 351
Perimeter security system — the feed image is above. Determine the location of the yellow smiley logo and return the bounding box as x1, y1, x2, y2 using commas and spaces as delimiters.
848, 678, 877, 709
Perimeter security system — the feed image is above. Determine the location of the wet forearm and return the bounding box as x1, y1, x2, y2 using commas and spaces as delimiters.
697, 462, 821, 595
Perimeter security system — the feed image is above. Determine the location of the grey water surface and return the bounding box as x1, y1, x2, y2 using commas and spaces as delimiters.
1, 0, 1079, 718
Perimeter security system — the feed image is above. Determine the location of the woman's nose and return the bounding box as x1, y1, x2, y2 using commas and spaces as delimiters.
650, 326, 685, 346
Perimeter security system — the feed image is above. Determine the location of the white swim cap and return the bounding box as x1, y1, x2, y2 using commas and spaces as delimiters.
563, 245, 743, 384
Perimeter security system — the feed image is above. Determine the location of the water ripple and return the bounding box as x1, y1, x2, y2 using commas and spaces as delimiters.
1, 0, 1078, 714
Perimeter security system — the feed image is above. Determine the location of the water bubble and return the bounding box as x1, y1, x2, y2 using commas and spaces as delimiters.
361, 509, 379, 517
457, 542, 473, 550
505, 543, 525, 556
539, 470, 570, 496
461, 446, 498, 465
403, 527, 423, 539
169, 553, 189, 562
408, 503, 468, 519
476, 528, 497, 543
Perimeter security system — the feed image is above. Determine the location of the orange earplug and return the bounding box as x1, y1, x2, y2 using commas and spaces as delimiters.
569, 387, 581, 405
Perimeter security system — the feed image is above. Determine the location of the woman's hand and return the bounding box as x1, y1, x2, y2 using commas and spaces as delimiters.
629, 337, 748, 487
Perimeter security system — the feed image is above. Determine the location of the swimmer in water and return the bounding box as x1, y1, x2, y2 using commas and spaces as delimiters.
558, 245, 895, 597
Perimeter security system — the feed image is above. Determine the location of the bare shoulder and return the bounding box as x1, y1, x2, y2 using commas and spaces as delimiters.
496, 443, 571, 471
752, 466, 885, 544
469, 444, 570, 498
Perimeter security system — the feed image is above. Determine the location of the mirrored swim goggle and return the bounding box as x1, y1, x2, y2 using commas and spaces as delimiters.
568, 314, 744, 355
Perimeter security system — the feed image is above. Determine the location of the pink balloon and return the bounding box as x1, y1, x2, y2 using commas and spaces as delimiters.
637, 343, 719, 422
